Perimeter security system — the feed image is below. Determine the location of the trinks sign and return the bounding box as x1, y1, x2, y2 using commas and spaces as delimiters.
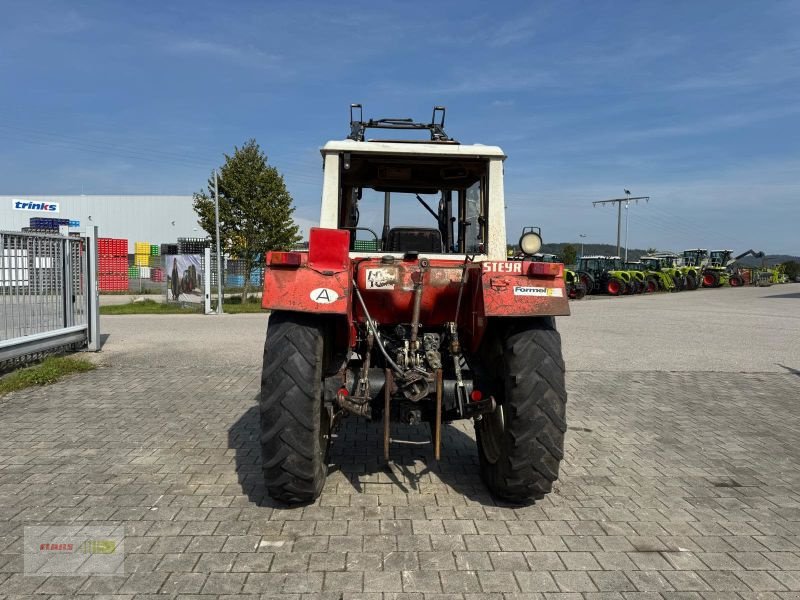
12, 199, 60, 213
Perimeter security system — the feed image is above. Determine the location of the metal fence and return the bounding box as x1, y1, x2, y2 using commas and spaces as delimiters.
0, 230, 99, 366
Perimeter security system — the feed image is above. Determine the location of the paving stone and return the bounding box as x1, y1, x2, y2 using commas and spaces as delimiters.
0, 336, 798, 600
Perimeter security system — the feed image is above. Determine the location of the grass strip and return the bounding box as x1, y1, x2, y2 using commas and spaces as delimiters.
100, 299, 266, 315
0, 356, 96, 396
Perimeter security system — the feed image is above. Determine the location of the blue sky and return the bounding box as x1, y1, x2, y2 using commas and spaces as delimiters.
2, 1, 799, 254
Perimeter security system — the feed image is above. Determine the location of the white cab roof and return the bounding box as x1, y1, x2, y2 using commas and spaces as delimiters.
321, 139, 506, 158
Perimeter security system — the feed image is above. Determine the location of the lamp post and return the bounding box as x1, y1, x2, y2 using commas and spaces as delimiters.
623, 189, 631, 262
213, 170, 223, 315
579, 234, 587, 257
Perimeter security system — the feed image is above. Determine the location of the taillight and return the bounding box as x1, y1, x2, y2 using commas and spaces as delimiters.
528, 262, 563, 277
470, 389, 483, 402
268, 251, 302, 267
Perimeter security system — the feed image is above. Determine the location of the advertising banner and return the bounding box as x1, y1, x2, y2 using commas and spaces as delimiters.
165, 254, 203, 303
12, 199, 60, 213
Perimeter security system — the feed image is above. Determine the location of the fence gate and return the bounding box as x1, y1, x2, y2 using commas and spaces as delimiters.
0, 228, 100, 367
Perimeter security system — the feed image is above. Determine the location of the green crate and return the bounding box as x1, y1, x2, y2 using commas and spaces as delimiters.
128, 266, 140, 278
150, 244, 159, 256
353, 239, 380, 252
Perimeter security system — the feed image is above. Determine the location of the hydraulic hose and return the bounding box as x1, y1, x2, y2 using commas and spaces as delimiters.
353, 282, 404, 375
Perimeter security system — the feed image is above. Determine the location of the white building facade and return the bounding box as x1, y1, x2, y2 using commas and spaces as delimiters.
0, 195, 208, 253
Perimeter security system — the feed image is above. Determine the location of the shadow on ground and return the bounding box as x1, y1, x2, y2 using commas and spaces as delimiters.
228, 400, 502, 508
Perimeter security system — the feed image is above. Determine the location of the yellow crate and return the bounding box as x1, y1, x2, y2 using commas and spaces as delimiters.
134, 254, 150, 267
134, 241, 151, 254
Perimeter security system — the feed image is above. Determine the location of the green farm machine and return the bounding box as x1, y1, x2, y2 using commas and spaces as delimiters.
643, 252, 702, 290
636, 256, 683, 291
701, 249, 764, 288
575, 256, 638, 296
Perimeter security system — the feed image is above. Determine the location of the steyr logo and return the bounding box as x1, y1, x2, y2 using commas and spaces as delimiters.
12, 199, 60, 213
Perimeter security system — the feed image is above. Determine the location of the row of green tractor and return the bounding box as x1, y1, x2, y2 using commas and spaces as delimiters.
528, 248, 789, 299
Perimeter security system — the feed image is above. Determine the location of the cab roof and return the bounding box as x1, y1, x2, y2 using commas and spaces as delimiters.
322, 139, 506, 159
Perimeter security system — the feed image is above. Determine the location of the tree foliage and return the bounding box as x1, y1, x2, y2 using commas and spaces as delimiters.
781, 260, 800, 280
194, 139, 301, 299
561, 244, 577, 265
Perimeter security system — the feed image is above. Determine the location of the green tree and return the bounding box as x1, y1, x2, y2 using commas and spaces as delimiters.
561, 244, 578, 266
781, 260, 800, 280
194, 139, 301, 302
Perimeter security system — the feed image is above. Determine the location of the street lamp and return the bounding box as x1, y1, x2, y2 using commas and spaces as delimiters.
623, 189, 631, 262
579, 234, 587, 257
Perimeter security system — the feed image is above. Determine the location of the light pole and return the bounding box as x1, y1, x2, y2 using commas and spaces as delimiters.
579, 234, 587, 257
592, 189, 648, 258
213, 170, 223, 315
623, 189, 631, 262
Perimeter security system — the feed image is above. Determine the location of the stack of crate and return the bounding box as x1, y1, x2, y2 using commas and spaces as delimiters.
98, 238, 129, 292
132, 241, 151, 280
26, 217, 70, 234
146, 244, 160, 280
177, 237, 209, 254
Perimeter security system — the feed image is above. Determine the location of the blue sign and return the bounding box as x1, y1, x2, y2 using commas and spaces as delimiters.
69, 220, 80, 227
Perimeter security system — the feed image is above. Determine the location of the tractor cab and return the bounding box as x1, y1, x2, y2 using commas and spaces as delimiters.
530, 253, 562, 263
709, 250, 733, 267
683, 249, 708, 267
318, 105, 509, 260
648, 252, 681, 268
640, 256, 665, 271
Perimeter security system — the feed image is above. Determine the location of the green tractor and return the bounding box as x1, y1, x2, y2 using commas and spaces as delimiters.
638, 256, 682, 291
702, 249, 763, 288
644, 252, 698, 290
624, 261, 660, 293
575, 255, 636, 296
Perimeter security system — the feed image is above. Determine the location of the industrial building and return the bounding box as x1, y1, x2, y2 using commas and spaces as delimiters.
0, 195, 208, 252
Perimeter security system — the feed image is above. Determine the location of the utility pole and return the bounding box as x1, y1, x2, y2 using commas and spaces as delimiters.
624, 199, 630, 262
213, 170, 223, 315
579, 234, 587, 258
592, 191, 649, 257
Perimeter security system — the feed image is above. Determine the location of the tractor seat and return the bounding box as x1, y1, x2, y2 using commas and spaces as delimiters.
385, 227, 443, 253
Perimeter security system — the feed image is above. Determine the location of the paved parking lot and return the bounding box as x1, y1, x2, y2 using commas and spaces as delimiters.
0, 284, 799, 598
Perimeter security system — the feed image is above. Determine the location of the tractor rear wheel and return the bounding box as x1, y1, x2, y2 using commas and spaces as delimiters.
260, 311, 332, 504
730, 274, 744, 287
475, 318, 567, 502
703, 271, 720, 287
644, 277, 658, 293
605, 278, 623, 296
685, 273, 698, 290
672, 274, 684, 291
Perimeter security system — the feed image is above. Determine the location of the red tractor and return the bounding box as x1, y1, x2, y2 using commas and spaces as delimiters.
260, 105, 569, 504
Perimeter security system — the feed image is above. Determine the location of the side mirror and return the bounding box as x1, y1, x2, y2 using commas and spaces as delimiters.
519, 228, 543, 256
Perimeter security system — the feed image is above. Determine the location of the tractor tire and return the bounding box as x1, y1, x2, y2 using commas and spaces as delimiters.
685, 273, 698, 290
703, 271, 720, 288
644, 277, 658, 294
260, 311, 332, 504
573, 285, 587, 300
730, 274, 744, 287
672, 274, 684, 291
605, 278, 623, 296
475, 318, 567, 502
